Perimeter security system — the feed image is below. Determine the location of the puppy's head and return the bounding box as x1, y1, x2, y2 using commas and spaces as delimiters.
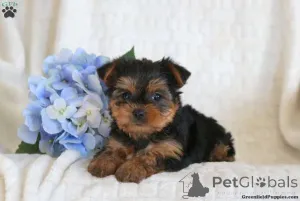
97, 58, 190, 139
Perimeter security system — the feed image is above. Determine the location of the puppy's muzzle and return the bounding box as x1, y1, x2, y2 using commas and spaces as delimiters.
132, 109, 146, 121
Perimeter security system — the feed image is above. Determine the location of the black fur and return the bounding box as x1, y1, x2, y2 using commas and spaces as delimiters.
97, 58, 235, 172
109, 105, 235, 171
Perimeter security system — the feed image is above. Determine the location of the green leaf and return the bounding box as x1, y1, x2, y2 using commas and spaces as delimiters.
120, 47, 135, 60
16, 135, 42, 154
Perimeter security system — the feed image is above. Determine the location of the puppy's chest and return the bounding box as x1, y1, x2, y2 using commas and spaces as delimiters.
112, 129, 172, 152
132, 139, 151, 151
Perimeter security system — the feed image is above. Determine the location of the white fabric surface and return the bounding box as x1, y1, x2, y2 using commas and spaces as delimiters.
0, 151, 299, 201
0, 0, 300, 163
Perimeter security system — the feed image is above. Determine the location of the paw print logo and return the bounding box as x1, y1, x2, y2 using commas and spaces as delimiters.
256, 177, 266, 187
2, 6, 17, 18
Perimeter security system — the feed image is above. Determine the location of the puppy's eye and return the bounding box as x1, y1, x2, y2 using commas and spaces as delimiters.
151, 93, 162, 101
122, 92, 131, 100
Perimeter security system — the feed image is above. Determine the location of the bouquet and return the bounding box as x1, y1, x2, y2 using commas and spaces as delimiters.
16, 47, 135, 157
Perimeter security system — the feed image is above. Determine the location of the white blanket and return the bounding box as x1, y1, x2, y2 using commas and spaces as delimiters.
1, 151, 300, 201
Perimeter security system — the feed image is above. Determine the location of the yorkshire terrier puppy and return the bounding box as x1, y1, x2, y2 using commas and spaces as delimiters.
88, 58, 235, 183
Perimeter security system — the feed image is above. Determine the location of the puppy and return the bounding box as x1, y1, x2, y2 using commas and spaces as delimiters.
88, 58, 235, 183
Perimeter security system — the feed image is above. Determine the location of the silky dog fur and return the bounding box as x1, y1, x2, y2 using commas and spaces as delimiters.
88, 58, 235, 183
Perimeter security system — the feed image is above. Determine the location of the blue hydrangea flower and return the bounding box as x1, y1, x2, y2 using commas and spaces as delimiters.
58, 132, 96, 156
18, 48, 112, 157
46, 98, 77, 122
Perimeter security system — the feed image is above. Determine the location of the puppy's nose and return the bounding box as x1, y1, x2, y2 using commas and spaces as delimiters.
133, 109, 145, 120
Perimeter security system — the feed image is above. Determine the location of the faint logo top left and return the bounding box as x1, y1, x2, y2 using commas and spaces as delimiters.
2, 1, 17, 18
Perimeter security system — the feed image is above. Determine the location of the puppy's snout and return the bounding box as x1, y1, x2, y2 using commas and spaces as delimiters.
132, 109, 145, 121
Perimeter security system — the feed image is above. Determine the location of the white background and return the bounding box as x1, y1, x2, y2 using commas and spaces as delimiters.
0, 0, 299, 164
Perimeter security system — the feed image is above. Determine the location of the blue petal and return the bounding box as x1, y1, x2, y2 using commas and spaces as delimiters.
23, 101, 42, 116
40, 140, 65, 157
95, 56, 110, 67
63, 143, 87, 156
28, 76, 45, 85
94, 134, 105, 149
67, 122, 78, 136
81, 66, 96, 75
35, 82, 46, 98
74, 48, 86, 56
52, 81, 69, 90
40, 129, 53, 141
62, 64, 82, 82
25, 115, 41, 132
48, 71, 62, 82
39, 98, 51, 107
87, 74, 102, 94
86, 54, 97, 66
41, 109, 63, 134
59, 135, 82, 144
50, 93, 60, 103
56, 48, 73, 63
61, 87, 78, 101
100, 79, 108, 92
68, 96, 84, 107
82, 133, 96, 150
100, 94, 109, 111
72, 71, 94, 94
39, 129, 65, 157
28, 92, 37, 101
77, 122, 88, 135
39, 139, 52, 154
98, 120, 111, 137
64, 106, 77, 118
62, 121, 85, 136
55, 132, 68, 142
71, 48, 88, 66
44, 84, 57, 96
51, 143, 66, 157
35, 82, 51, 99
54, 98, 66, 111
29, 84, 37, 95
43, 55, 56, 74
17, 124, 39, 144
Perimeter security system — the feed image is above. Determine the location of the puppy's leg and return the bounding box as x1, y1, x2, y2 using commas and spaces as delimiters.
88, 138, 133, 177
209, 133, 235, 162
115, 139, 183, 183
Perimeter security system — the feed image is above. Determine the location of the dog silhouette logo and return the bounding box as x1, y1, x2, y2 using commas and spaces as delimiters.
179, 172, 209, 199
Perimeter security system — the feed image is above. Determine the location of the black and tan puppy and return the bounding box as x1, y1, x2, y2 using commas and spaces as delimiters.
88, 58, 235, 183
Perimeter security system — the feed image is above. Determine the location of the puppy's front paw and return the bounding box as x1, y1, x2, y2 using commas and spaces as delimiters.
115, 159, 147, 183
88, 153, 123, 178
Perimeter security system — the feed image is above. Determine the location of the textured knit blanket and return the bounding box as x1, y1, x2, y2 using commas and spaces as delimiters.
1, 151, 299, 201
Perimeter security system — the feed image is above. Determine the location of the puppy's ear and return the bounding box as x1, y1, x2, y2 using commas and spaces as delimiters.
97, 61, 117, 87
159, 58, 191, 88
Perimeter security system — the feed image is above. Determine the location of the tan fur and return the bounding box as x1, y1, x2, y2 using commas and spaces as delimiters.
115, 139, 183, 183
145, 103, 178, 133
115, 77, 137, 93
110, 97, 179, 140
103, 63, 116, 84
87, 138, 133, 177
147, 78, 168, 93
210, 143, 235, 162
140, 139, 183, 160
168, 63, 184, 87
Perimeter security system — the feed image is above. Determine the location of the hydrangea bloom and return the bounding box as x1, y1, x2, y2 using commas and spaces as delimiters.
18, 48, 111, 157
